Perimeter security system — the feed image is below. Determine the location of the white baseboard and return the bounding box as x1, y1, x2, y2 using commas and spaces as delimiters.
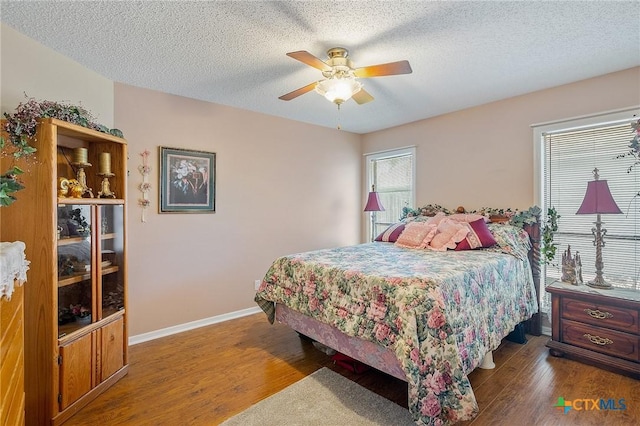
128, 306, 262, 346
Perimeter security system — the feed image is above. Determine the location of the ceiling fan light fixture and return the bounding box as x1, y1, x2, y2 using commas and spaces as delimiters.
315, 76, 362, 105
280, 47, 410, 105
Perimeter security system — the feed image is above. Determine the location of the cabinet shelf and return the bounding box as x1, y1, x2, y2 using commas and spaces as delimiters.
103, 306, 125, 319
58, 197, 125, 205
102, 265, 119, 275
58, 236, 89, 246
58, 310, 125, 343
58, 320, 93, 339
58, 265, 120, 287
58, 272, 90, 287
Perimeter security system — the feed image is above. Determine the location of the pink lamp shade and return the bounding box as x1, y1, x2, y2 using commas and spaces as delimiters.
364, 186, 385, 212
576, 169, 622, 215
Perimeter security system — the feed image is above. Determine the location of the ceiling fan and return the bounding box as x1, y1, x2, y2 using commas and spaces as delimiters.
278, 47, 412, 106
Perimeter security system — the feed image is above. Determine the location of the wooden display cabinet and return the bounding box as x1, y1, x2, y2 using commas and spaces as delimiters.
0, 118, 129, 425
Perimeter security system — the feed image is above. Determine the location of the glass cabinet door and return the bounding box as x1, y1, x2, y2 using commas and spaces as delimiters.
99, 204, 125, 319
57, 204, 94, 338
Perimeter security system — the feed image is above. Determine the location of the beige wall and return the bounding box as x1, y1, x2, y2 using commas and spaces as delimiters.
1, 23, 362, 337
115, 84, 362, 335
363, 67, 640, 212
0, 24, 114, 125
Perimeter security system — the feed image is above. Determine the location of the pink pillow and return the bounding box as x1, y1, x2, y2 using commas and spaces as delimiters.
448, 213, 488, 223
425, 211, 447, 226
375, 222, 406, 242
395, 222, 436, 249
429, 219, 469, 251
455, 218, 497, 251
418, 224, 439, 248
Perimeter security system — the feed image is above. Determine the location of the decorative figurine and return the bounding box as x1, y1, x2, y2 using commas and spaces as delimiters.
561, 245, 582, 285
67, 179, 84, 198
57, 177, 70, 197
575, 251, 583, 285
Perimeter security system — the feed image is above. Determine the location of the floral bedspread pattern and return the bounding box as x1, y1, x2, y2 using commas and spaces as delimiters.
255, 226, 537, 426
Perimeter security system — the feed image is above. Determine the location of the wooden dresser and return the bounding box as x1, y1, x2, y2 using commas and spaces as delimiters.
1, 284, 25, 426
546, 280, 640, 379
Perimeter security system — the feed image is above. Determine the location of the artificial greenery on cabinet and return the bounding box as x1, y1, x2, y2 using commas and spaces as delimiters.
0, 97, 123, 206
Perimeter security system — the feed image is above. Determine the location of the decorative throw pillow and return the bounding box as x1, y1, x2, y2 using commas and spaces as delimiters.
455, 218, 497, 251
425, 211, 447, 226
395, 222, 437, 249
448, 213, 489, 223
403, 211, 447, 224
418, 224, 439, 248
375, 222, 406, 242
429, 219, 469, 251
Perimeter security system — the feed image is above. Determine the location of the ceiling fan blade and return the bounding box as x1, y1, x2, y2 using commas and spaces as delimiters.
353, 60, 412, 78
286, 51, 332, 72
278, 82, 318, 101
352, 88, 374, 105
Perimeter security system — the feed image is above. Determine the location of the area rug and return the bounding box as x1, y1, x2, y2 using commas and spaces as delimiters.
220, 367, 415, 425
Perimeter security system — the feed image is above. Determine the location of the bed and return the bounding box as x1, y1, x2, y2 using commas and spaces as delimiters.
255, 207, 541, 425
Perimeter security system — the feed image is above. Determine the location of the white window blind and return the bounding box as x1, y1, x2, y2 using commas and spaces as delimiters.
365, 148, 415, 239
544, 122, 639, 289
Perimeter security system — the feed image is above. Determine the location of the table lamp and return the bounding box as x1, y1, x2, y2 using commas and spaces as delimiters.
576, 168, 622, 289
364, 185, 385, 242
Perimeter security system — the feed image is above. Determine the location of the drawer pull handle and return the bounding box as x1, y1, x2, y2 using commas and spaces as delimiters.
583, 308, 613, 320
583, 333, 613, 346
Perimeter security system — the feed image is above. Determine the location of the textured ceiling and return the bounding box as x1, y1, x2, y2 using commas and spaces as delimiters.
1, 1, 639, 134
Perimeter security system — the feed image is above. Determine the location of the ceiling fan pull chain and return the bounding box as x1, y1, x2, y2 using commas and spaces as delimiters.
336, 103, 342, 130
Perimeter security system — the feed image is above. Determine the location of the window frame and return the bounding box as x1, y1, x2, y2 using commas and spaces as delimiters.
533, 107, 639, 214
533, 106, 639, 302
364, 146, 416, 242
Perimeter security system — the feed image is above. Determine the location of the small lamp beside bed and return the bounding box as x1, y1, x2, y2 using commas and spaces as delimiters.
364, 185, 385, 241
576, 168, 622, 289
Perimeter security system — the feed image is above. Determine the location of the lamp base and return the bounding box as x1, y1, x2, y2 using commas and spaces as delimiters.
585, 278, 613, 290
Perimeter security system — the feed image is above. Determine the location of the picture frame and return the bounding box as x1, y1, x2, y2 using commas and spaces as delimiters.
159, 147, 216, 213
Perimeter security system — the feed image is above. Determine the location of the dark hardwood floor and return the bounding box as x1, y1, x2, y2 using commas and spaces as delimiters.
65, 313, 639, 425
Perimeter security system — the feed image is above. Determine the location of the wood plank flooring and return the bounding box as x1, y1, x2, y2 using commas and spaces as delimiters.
65, 313, 639, 425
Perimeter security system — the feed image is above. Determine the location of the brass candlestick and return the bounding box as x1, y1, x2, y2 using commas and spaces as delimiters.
70, 161, 94, 198
98, 172, 116, 198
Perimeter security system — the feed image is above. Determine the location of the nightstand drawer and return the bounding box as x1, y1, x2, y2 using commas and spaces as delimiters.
562, 298, 639, 334
562, 319, 639, 362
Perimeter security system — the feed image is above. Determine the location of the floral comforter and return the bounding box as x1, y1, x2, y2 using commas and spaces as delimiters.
255, 226, 538, 425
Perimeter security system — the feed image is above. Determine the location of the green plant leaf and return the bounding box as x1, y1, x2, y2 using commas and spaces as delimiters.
541, 207, 560, 265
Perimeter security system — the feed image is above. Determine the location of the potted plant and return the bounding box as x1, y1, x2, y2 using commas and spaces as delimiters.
0, 97, 123, 206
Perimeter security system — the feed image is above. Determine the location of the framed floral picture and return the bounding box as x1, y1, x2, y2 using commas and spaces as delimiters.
159, 147, 215, 213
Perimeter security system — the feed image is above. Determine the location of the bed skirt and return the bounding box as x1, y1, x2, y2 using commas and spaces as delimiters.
276, 303, 407, 380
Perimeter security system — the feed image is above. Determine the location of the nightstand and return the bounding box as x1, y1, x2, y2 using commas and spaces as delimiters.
546, 280, 640, 379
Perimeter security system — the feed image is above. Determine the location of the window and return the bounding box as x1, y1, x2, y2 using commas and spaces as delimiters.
534, 109, 639, 295
365, 147, 416, 241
